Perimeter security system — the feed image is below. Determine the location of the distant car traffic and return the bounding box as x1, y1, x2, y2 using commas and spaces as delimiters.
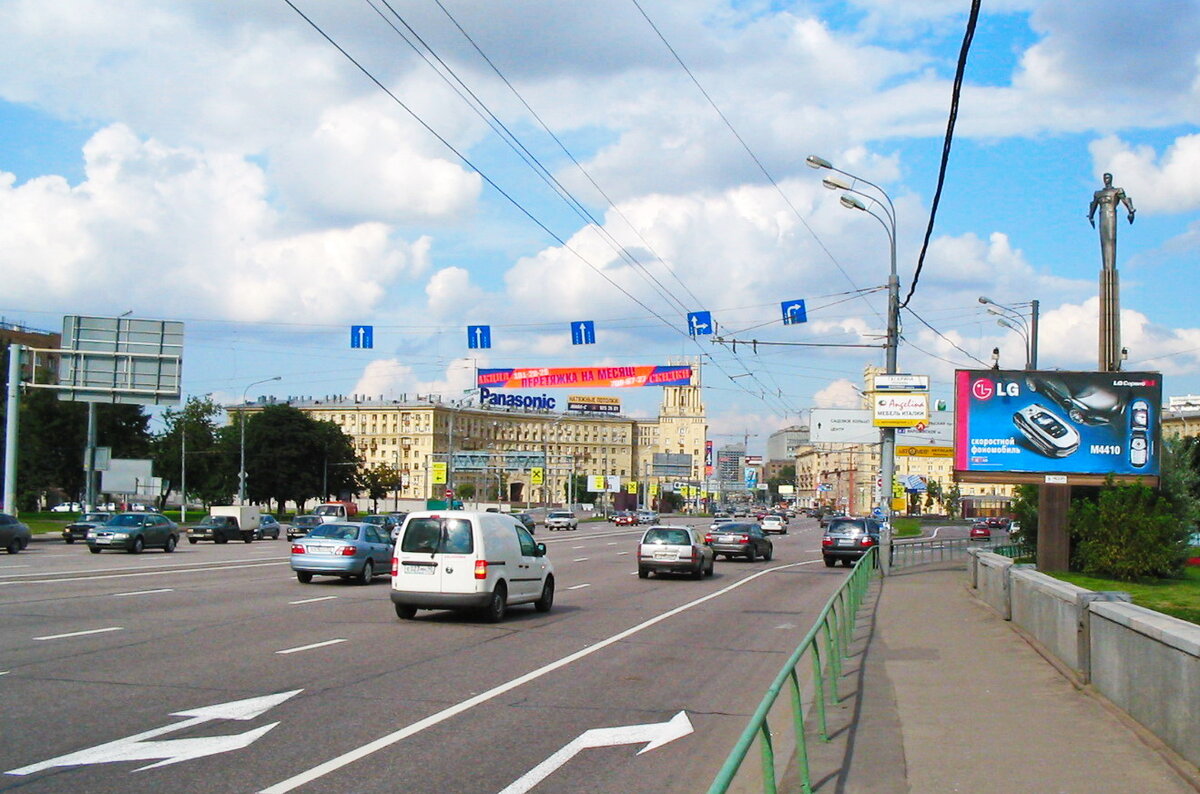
1, 513, 32, 554
760, 515, 787, 534
290, 522, 393, 585
50, 502, 82, 513
88, 513, 179, 554
706, 522, 773, 562
637, 526, 714, 579
613, 511, 638, 527
62, 511, 114, 544
288, 514, 324, 541
635, 510, 659, 525
709, 516, 734, 532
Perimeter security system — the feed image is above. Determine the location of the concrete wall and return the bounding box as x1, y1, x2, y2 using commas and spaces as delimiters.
969, 551, 1199, 770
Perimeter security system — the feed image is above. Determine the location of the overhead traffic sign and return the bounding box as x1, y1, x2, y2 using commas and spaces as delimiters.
686, 311, 712, 336
571, 320, 596, 345
467, 325, 491, 350
350, 325, 373, 349
781, 299, 807, 325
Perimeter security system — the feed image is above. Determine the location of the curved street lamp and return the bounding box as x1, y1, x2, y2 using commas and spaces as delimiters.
239, 376, 281, 504
979, 296, 1039, 368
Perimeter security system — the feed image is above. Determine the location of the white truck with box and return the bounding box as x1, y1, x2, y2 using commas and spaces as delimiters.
187, 506, 261, 544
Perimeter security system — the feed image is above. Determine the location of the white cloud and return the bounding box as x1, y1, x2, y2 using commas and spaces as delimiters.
351, 356, 480, 402
814, 379, 862, 408
1089, 134, 1200, 214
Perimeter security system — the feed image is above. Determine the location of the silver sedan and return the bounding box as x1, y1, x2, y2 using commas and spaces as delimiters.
290, 522, 393, 585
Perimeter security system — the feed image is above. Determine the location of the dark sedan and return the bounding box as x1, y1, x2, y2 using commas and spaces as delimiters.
62, 511, 114, 544
288, 514, 324, 541
1, 513, 32, 554
704, 522, 773, 562
87, 512, 179, 554
821, 517, 882, 567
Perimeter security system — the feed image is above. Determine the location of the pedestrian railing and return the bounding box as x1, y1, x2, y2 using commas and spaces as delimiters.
707, 547, 878, 794
989, 543, 1034, 560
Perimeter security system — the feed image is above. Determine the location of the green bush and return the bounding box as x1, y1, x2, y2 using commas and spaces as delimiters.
1070, 483, 1191, 580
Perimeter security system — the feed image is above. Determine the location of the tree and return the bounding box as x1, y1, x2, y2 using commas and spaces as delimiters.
924, 478, 943, 512
241, 405, 359, 514
152, 396, 225, 509
1070, 481, 1190, 580
945, 483, 962, 520
766, 465, 796, 502
570, 474, 597, 505
361, 464, 400, 513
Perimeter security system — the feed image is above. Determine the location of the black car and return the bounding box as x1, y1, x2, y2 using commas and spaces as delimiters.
513, 513, 537, 535
704, 522, 773, 562
288, 514, 325, 541
820, 517, 883, 567
62, 511, 115, 544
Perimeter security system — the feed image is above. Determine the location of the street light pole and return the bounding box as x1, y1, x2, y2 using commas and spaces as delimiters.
810, 155, 897, 575
980, 297, 1039, 369
238, 376, 280, 504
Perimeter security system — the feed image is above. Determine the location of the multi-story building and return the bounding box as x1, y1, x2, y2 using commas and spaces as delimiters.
230, 370, 707, 509
0, 320, 61, 382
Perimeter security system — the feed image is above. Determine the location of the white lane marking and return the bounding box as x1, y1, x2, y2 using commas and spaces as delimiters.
260, 560, 813, 794
606, 542, 618, 546
566, 583, 591, 590
616, 551, 630, 556
0, 557, 292, 581
571, 546, 585, 550
288, 596, 338, 605
111, 588, 173, 597
1, 565, 31, 569
0, 671, 9, 676
572, 558, 589, 563
34, 627, 124, 641
275, 639, 346, 655
0, 561, 287, 586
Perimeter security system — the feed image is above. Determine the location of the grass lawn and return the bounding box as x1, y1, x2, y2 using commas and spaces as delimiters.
892, 517, 922, 538
1051, 567, 1200, 626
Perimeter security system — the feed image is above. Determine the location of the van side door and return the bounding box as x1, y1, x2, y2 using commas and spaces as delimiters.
513, 525, 546, 602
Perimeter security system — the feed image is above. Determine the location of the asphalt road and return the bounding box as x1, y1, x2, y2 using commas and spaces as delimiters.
1, 516, 848, 794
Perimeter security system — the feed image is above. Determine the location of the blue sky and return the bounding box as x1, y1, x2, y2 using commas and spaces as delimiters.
1, 0, 1197, 454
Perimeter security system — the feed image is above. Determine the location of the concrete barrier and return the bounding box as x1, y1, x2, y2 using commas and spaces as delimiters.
975, 552, 1014, 619
1088, 600, 1200, 769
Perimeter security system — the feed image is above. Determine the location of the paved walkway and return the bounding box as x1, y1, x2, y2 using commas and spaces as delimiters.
816, 565, 1199, 793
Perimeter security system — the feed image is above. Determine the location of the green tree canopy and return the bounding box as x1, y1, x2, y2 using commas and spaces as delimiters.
240, 405, 359, 514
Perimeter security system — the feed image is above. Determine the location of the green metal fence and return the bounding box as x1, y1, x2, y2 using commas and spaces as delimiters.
707, 547, 879, 794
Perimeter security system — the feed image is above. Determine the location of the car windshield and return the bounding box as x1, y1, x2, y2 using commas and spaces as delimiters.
644, 529, 691, 545
549, 512, 572, 519
401, 517, 473, 554
308, 524, 360, 540
107, 514, 146, 527
362, 516, 385, 525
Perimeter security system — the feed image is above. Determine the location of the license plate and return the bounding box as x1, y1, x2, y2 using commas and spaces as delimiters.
837, 538, 854, 546
653, 551, 677, 561
719, 535, 736, 542
403, 564, 434, 575
96, 537, 111, 544
307, 545, 334, 554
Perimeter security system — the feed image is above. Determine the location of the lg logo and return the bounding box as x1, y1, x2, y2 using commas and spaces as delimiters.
972, 378, 1019, 400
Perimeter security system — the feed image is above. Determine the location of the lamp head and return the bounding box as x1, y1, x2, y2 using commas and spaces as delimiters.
978, 296, 992, 305
839, 194, 866, 211
822, 176, 850, 191
806, 155, 832, 170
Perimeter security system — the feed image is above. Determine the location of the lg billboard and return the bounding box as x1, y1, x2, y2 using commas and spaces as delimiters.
954, 370, 1162, 484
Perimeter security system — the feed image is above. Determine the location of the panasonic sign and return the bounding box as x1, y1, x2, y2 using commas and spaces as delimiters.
479, 387, 556, 411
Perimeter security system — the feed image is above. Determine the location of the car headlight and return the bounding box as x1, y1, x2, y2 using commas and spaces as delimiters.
112, 532, 129, 539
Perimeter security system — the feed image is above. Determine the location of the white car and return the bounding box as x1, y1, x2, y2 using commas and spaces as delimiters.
545, 510, 578, 531
637, 525, 714, 579
709, 516, 734, 532
50, 502, 81, 513
760, 515, 787, 534
390, 511, 554, 622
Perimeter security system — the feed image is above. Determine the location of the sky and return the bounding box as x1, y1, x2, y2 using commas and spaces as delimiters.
1, 0, 1198, 457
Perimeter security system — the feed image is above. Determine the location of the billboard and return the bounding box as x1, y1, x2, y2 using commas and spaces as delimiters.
567, 395, 621, 414
954, 370, 1162, 484
58, 315, 184, 406
872, 392, 929, 428
478, 365, 693, 389
811, 409, 952, 444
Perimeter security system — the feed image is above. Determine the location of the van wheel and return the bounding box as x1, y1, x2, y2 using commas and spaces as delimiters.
296, 571, 313, 583
356, 560, 374, 585
638, 567, 650, 579
243, 533, 253, 544
534, 577, 554, 613
395, 604, 417, 620
484, 583, 507, 623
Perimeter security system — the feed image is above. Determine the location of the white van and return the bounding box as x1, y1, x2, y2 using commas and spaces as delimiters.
390, 510, 555, 622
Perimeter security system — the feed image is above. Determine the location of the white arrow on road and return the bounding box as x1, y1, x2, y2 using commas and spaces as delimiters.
498, 711, 693, 794
7, 689, 302, 775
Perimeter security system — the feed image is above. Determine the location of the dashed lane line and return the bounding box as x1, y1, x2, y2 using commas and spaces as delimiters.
34, 627, 124, 641
276, 639, 347, 655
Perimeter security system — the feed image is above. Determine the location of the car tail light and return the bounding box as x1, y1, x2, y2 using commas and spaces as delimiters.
704, 533, 714, 544
737, 535, 749, 544
391, 557, 398, 576
340, 546, 357, 556
291, 544, 304, 554
821, 537, 833, 547
474, 559, 488, 579
860, 536, 875, 546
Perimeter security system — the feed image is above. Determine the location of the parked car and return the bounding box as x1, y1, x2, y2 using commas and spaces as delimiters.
984, 516, 1010, 530
361, 514, 398, 538
288, 514, 325, 541
513, 512, 537, 535
820, 517, 881, 567
970, 522, 992, 541
545, 510, 579, 531
635, 510, 660, 525
50, 502, 82, 513
760, 515, 787, 534
62, 511, 114, 544
637, 525, 714, 579
705, 522, 773, 562
1, 513, 32, 554
257, 514, 285, 540
88, 513, 179, 554
290, 522, 393, 585
390, 510, 554, 622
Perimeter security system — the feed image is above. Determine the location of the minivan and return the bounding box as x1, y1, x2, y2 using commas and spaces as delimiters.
390, 510, 555, 622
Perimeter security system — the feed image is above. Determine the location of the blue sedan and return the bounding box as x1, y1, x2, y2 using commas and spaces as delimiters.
290, 522, 393, 585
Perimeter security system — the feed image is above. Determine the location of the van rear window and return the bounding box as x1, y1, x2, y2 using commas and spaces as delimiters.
402, 518, 473, 554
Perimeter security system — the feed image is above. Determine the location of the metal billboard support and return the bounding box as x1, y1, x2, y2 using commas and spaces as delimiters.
3, 345, 21, 513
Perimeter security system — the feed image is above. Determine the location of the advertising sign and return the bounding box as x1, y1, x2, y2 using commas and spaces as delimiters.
652, 453, 692, 476
478, 365, 693, 389
872, 393, 929, 428
897, 445, 953, 458
811, 409, 952, 444
431, 462, 447, 485
567, 395, 621, 413
954, 370, 1162, 483
704, 440, 713, 476
587, 475, 622, 493
873, 374, 929, 392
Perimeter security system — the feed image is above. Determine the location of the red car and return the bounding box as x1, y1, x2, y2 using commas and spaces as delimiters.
614, 512, 638, 526
969, 522, 991, 541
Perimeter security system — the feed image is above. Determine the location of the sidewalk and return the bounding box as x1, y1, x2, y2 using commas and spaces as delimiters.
823, 565, 1199, 793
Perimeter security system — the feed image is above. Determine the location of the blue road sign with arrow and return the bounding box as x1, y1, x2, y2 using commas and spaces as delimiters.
571, 320, 596, 345
687, 311, 713, 336
350, 325, 373, 349
781, 299, 807, 325
467, 325, 491, 349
